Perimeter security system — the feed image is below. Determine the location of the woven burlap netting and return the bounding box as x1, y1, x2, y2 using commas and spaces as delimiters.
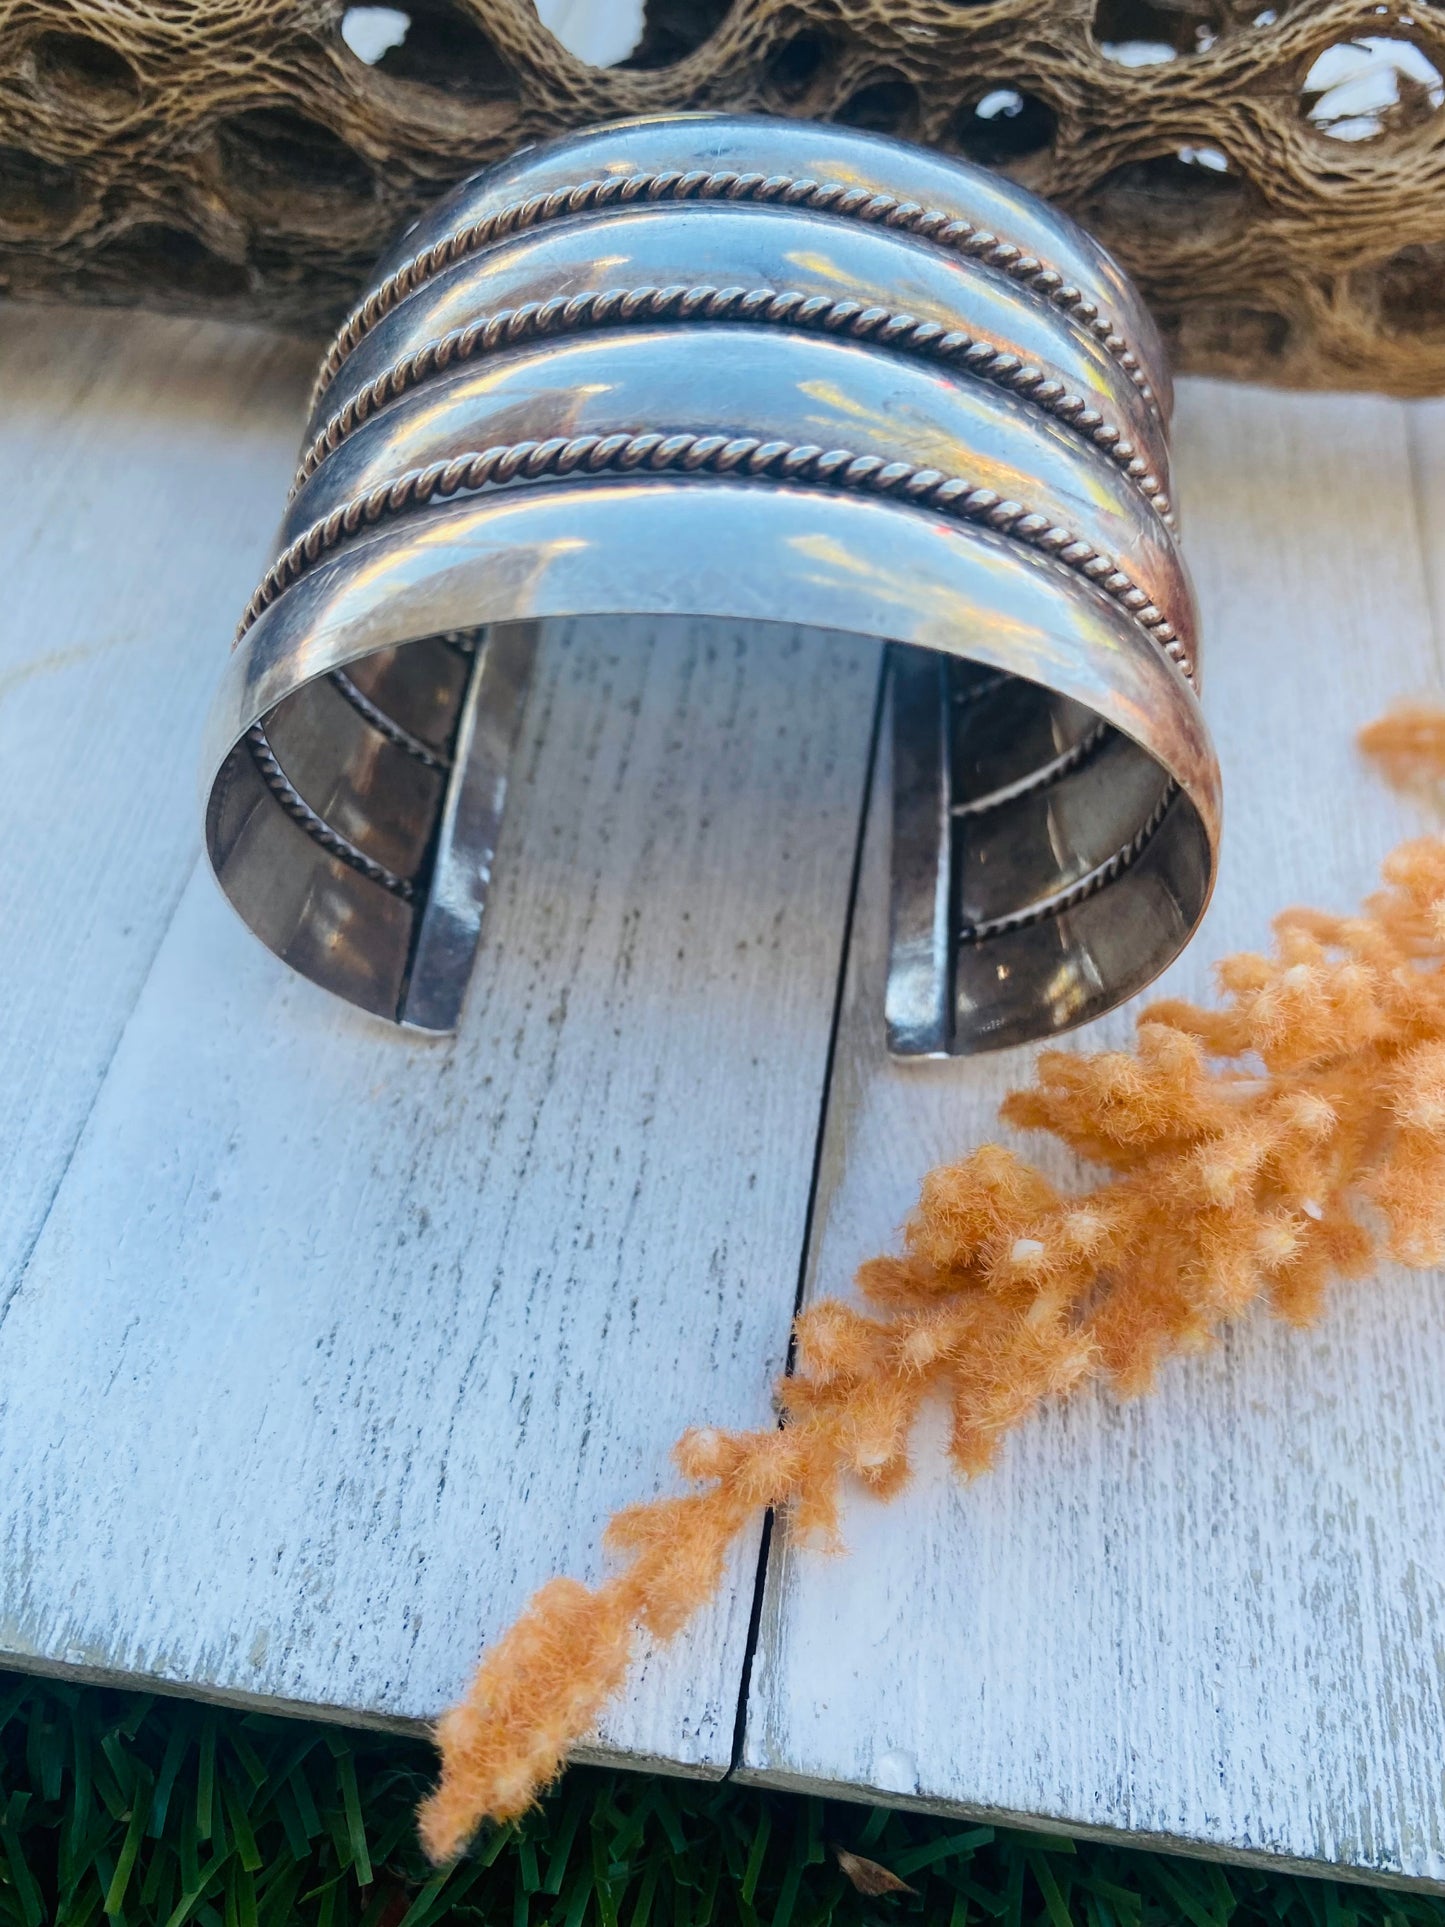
1, 0, 1443, 391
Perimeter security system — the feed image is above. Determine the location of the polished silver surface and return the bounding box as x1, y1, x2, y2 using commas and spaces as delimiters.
401, 619, 538, 1032
286, 330, 1191, 647
886, 647, 955, 1058
303, 203, 1173, 522
202, 112, 1219, 1051
353, 115, 1172, 423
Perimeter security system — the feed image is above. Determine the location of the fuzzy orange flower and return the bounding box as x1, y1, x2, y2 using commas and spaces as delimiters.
417, 704, 1445, 1866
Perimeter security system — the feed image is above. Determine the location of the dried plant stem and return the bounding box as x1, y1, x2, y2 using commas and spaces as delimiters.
419, 707, 1445, 1866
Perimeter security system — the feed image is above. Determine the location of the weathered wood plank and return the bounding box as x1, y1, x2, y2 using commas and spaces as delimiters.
0, 304, 314, 1303
738, 382, 1445, 1890
8, 300, 1445, 1870
0, 587, 879, 1769
1408, 398, 1445, 644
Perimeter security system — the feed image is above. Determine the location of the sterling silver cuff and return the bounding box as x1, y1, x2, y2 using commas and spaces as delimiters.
202, 112, 1220, 1053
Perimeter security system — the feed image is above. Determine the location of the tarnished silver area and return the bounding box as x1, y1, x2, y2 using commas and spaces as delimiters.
202, 112, 1219, 1049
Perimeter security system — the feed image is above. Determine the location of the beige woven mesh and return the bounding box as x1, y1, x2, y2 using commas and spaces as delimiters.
1, 0, 1443, 391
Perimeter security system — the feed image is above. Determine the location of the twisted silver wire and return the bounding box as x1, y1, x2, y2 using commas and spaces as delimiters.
328, 669, 452, 771
245, 430, 1196, 688
951, 718, 1111, 819
244, 723, 416, 900
293, 283, 1170, 520
309, 169, 1156, 418
958, 778, 1179, 943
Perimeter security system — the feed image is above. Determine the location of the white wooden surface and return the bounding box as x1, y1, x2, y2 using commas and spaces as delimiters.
739, 385, 1445, 1890
2, 304, 1445, 1888
0, 304, 879, 1773
1409, 398, 1445, 638
0, 308, 313, 1304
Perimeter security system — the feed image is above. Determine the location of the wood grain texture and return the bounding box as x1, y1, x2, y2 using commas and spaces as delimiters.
738, 383, 1445, 1891
0, 305, 314, 1307
1409, 398, 1445, 646
0, 575, 879, 1766
6, 308, 1445, 1877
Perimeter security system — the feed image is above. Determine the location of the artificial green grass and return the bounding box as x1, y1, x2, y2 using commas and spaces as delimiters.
0, 1670, 1440, 1927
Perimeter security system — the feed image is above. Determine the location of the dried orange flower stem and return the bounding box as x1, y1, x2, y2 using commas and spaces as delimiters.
418, 706, 1445, 1866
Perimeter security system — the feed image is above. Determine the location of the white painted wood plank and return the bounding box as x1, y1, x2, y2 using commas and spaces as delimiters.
740, 381, 1445, 1889
1408, 397, 1445, 646
0, 303, 314, 1302
0, 589, 878, 1772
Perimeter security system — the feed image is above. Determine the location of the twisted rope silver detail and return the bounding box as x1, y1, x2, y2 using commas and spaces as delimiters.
244, 723, 416, 899
329, 669, 452, 770
958, 778, 1179, 943
293, 282, 1170, 520
309, 170, 1155, 419
952, 668, 1011, 708
951, 718, 1110, 819
246, 431, 1196, 688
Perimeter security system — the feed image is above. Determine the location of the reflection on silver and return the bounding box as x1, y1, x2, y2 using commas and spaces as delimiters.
403, 620, 539, 1033
201, 112, 1220, 1049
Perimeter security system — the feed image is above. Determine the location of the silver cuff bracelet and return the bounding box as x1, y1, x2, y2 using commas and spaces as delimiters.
202, 113, 1220, 1055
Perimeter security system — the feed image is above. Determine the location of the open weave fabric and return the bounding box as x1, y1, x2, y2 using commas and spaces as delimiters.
0, 0, 1443, 391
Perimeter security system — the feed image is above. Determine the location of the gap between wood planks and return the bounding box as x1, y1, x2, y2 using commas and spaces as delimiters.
725, 652, 890, 1779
